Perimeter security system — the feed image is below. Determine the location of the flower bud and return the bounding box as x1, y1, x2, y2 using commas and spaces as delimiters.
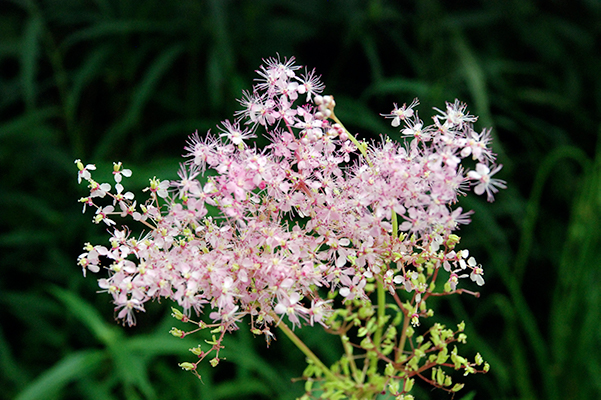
451, 383, 465, 392
189, 345, 203, 356
403, 378, 414, 392
446, 234, 461, 248
178, 362, 196, 371
171, 307, 184, 320
169, 327, 185, 338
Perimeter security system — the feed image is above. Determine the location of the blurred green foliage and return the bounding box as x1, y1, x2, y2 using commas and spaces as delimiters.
1, 0, 600, 399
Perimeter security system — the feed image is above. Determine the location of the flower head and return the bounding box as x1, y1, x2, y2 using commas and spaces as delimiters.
76, 57, 504, 394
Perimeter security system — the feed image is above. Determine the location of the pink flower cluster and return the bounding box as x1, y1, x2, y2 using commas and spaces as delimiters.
76, 56, 505, 335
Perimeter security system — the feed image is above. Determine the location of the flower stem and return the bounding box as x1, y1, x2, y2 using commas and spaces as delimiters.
368, 278, 387, 374
331, 112, 373, 167
272, 312, 338, 382
396, 308, 411, 363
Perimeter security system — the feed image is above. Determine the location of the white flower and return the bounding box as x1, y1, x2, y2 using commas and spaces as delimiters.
468, 163, 507, 202
380, 98, 419, 127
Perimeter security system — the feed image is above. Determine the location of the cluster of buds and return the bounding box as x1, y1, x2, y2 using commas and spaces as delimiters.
76, 55, 503, 399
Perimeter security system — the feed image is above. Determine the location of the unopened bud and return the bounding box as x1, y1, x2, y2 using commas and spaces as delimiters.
446, 234, 461, 248
189, 345, 203, 356
178, 362, 196, 371
403, 378, 414, 392
171, 307, 184, 320
385, 363, 395, 377
451, 383, 464, 392
169, 327, 185, 338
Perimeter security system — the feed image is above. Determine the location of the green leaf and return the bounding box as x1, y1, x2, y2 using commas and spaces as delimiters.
0, 323, 27, 388
457, 390, 476, 400
66, 45, 112, 125
21, 13, 43, 110
109, 345, 157, 400
14, 350, 106, 400
49, 286, 120, 346
364, 78, 432, 100
213, 377, 272, 399
61, 20, 174, 50
94, 44, 185, 159
0, 107, 60, 140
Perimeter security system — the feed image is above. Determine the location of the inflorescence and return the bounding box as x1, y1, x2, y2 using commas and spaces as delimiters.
76, 55, 504, 399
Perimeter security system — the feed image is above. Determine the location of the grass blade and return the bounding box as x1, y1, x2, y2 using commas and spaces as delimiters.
14, 350, 106, 400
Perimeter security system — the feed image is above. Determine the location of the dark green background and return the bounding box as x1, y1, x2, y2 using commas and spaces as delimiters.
1, 1, 600, 399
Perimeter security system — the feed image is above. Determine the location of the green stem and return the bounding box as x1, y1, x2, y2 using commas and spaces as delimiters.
396, 308, 411, 363
341, 334, 362, 383
331, 112, 372, 167
272, 313, 338, 382
368, 278, 387, 374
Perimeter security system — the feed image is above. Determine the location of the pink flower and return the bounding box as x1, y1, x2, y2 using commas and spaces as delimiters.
468, 163, 507, 202
113, 183, 134, 206
380, 98, 419, 127
274, 292, 307, 327
147, 177, 170, 198
294, 106, 324, 142
307, 299, 333, 326
76, 55, 505, 363
75, 159, 96, 183
297, 68, 325, 102
88, 180, 111, 198
461, 128, 493, 162
236, 91, 278, 128
116, 297, 145, 327
434, 99, 477, 128
94, 205, 115, 226
470, 266, 485, 286
78, 243, 100, 276
112, 162, 132, 183
218, 120, 256, 146
184, 130, 219, 172
339, 272, 367, 301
